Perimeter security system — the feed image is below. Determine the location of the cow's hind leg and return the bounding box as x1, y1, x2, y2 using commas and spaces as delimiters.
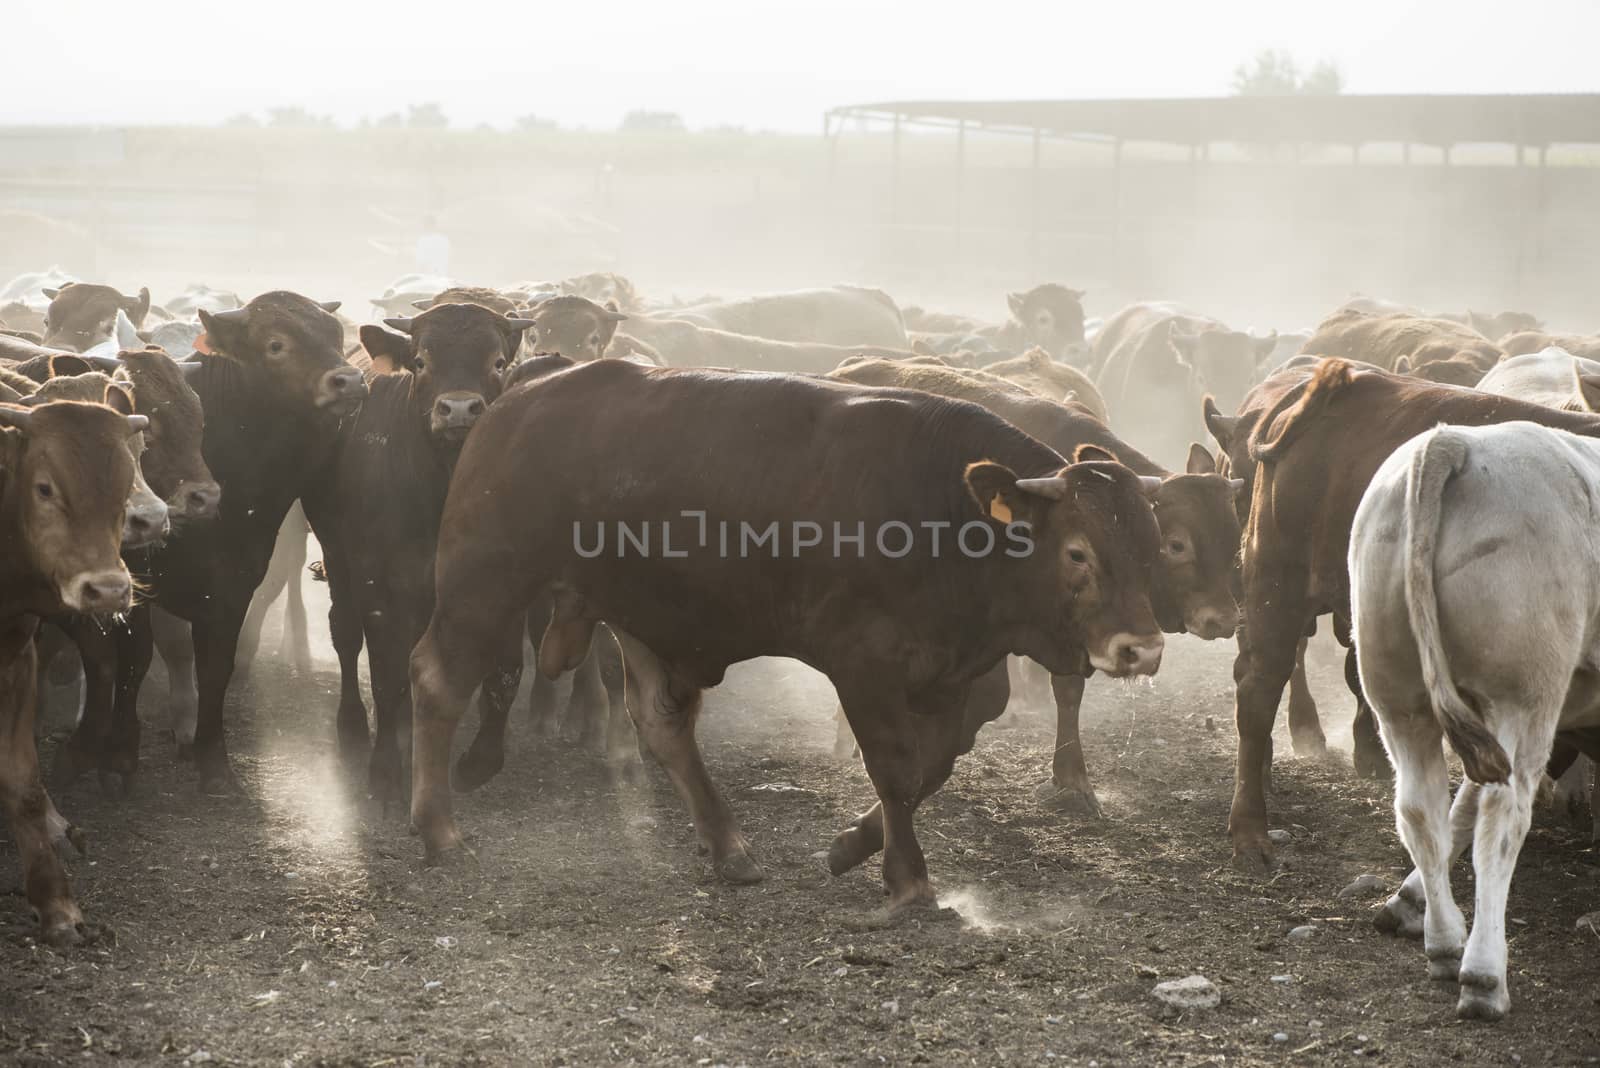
150, 608, 197, 755
1458, 759, 1541, 1021
613, 630, 759, 884
1385, 714, 1467, 981
103, 605, 153, 796
454, 645, 525, 793
322, 552, 370, 773
1035, 670, 1100, 815
1346, 645, 1391, 779
1286, 635, 1327, 758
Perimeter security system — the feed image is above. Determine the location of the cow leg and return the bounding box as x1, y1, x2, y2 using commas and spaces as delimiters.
32, 624, 78, 729
1384, 714, 1467, 982
562, 646, 609, 752
830, 706, 859, 762
150, 607, 197, 753
1035, 670, 1100, 815
594, 629, 637, 769
1286, 636, 1327, 758
1228, 604, 1308, 871
1346, 646, 1391, 779
364, 615, 412, 808
610, 630, 760, 883
103, 604, 153, 796
53, 623, 117, 793
828, 682, 968, 912
1457, 766, 1539, 1021
280, 532, 312, 675
322, 554, 370, 771
454, 647, 524, 793
0, 636, 85, 945
188, 605, 249, 793
522, 601, 563, 738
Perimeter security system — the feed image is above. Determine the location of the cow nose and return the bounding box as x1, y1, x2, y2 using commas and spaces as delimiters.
317, 367, 369, 408
68, 570, 133, 615
433, 394, 487, 433
1091, 632, 1165, 677
1186, 607, 1238, 641
179, 482, 222, 520
122, 501, 170, 548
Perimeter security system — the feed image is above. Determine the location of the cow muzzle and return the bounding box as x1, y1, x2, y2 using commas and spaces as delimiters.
1184, 605, 1239, 641
62, 569, 134, 616
122, 497, 171, 549
315, 368, 369, 413
1089, 632, 1165, 678
172, 480, 222, 523
431, 392, 487, 442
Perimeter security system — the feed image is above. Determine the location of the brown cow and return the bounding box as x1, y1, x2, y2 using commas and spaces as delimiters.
1299, 309, 1502, 383
1, 396, 147, 943
1501, 330, 1600, 360
980, 347, 1109, 423
829, 357, 1242, 812
1093, 303, 1277, 469
40, 283, 151, 352
524, 295, 628, 361
408, 360, 1165, 911
1219, 358, 1600, 869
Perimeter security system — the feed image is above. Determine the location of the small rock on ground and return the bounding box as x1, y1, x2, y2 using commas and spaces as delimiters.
1338, 873, 1385, 899
1152, 975, 1220, 1012
1267, 829, 1292, 845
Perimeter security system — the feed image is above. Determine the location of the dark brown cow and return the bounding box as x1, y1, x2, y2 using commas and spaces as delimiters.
127, 292, 367, 789
409, 360, 1166, 911
1220, 358, 1600, 869
1, 396, 146, 943
40, 283, 151, 352
829, 357, 1242, 811
314, 304, 532, 801
525, 295, 628, 361
1093, 303, 1276, 469
1501, 330, 1600, 360
1298, 309, 1502, 383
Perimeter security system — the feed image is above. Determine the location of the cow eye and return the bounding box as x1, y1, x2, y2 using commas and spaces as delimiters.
1166, 539, 1187, 555
268, 340, 285, 355
35, 482, 53, 500
494, 356, 507, 371
1067, 547, 1088, 565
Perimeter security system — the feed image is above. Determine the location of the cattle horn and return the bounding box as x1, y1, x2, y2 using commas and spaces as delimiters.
1229, 478, 1246, 493
177, 360, 205, 380
605, 310, 629, 323
84, 355, 124, 374
505, 317, 539, 331
16, 394, 48, 408
125, 414, 149, 434
318, 300, 342, 314
206, 307, 249, 325
41, 287, 61, 301
383, 317, 415, 335
1138, 475, 1163, 499
0, 405, 34, 428
1014, 476, 1069, 501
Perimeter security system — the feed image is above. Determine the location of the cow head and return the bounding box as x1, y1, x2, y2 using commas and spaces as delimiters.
523, 295, 627, 361
1007, 284, 1087, 361
41, 283, 151, 352
198, 292, 367, 416
1146, 443, 1244, 640
1169, 324, 1277, 413
116, 347, 220, 523
1393, 353, 1485, 389
965, 448, 1164, 678
559, 272, 640, 313
26, 372, 170, 549
1467, 309, 1542, 342
0, 398, 148, 615
362, 303, 534, 445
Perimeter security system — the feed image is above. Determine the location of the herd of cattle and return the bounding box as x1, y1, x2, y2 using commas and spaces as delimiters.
1, 268, 1597, 1023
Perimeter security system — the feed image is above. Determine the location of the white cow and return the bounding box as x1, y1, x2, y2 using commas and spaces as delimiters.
1350, 421, 1600, 1020
1476, 346, 1600, 411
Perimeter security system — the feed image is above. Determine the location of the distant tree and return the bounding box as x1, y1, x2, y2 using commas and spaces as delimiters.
407, 102, 449, 129
619, 110, 686, 133
267, 105, 335, 128
516, 113, 559, 132
223, 112, 260, 128
375, 112, 404, 129
1231, 49, 1343, 96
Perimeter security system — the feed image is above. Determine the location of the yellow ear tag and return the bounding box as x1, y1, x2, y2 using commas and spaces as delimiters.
989, 494, 1013, 524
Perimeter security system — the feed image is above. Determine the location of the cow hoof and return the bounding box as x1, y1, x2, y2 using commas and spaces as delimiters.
1230, 840, 1278, 874
50, 746, 93, 791
1427, 947, 1463, 981
175, 741, 195, 763
714, 851, 765, 885
52, 823, 88, 863
1456, 971, 1508, 1021
196, 761, 243, 797
422, 839, 477, 869
40, 916, 87, 948
1034, 780, 1102, 816
1290, 732, 1329, 761
1374, 892, 1425, 939
96, 770, 133, 799
451, 745, 504, 794
827, 826, 877, 877
1352, 746, 1394, 781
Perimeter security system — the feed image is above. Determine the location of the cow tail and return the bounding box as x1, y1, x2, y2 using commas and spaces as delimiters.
1249, 358, 1355, 464
1402, 428, 1511, 784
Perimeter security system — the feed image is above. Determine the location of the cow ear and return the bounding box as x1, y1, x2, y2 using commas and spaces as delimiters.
41, 287, 62, 301
1202, 395, 1238, 454
197, 308, 247, 355
603, 300, 628, 323
1186, 442, 1218, 475
102, 381, 136, 416
1073, 443, 1117, 464
1006, 292, 1025, 318
125, 286, 151, 323
358, 324, 412, 374
1067, 287, 1086, 300
1252, 331, 1278, 364
964, 460, 1030, 525
1394, 354, 1413, 376
47, 354, 93, 378
318, 300, 342, 314
1572, 363, 1600, 413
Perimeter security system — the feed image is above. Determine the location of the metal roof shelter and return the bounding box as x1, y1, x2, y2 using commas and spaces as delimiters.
826, 94, 1600, 152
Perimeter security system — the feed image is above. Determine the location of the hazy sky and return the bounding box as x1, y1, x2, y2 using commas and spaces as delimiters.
12, 1, 1598, 131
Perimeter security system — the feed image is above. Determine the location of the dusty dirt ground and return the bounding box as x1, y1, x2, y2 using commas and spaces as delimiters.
5, 600, 1599, 1067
